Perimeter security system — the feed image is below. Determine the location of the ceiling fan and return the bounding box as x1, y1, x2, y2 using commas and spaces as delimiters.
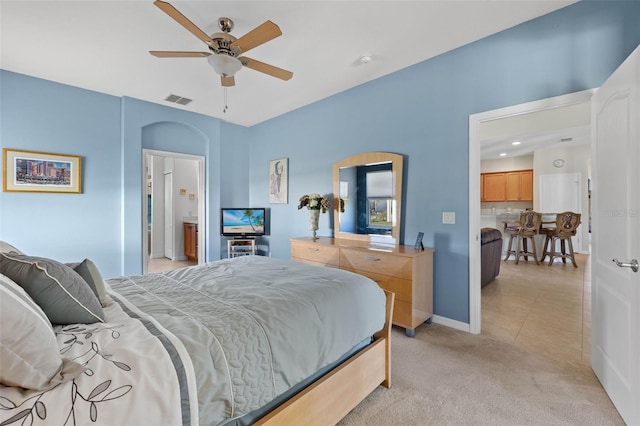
150, 0, 293, 87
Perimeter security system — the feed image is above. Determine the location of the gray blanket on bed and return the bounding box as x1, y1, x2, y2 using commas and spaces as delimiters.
107, 255, 386, 425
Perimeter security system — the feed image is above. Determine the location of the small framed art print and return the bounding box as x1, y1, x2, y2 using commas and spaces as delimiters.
269, 158, 288, 204
3, 148, 82, 193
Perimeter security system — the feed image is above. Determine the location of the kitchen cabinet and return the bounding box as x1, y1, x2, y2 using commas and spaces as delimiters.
482, 173, 506, 202
506, 170, 533, 201
482, 169, 532, 202
183, 222, 198, 262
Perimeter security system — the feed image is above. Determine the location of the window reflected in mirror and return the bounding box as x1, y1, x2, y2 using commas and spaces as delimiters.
365, 169, 393, 232
368, 199, 393, 229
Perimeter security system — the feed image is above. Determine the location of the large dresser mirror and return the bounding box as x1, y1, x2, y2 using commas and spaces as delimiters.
333, 152, 404, 244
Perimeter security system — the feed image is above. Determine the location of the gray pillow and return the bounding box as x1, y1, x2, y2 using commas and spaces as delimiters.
66, 258, 108, 307
0, 252, 105, 325
0, 273, 85, 390
0, 240, 24, 255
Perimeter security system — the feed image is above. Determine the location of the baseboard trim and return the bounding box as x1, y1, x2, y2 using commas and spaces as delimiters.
432, 315, 471, 333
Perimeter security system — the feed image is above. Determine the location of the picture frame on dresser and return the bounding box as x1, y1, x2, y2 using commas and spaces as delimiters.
3, 148, 82, 193
414, 232, 424, 250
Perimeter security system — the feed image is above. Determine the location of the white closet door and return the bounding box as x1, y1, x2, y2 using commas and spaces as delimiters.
164, 172, 173, 259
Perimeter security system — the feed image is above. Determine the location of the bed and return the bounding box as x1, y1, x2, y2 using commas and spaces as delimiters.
0, 244, 393, 426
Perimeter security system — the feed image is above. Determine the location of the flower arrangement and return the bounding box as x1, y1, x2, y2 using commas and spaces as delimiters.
298, 193, 330, 213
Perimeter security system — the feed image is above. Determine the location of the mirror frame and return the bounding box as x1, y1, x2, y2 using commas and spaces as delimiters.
333, 152, 404, 244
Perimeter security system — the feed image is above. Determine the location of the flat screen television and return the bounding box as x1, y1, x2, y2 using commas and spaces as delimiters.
220, 208, 267, 237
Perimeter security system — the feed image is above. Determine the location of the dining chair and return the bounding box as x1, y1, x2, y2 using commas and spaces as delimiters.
543, 211, 581, 267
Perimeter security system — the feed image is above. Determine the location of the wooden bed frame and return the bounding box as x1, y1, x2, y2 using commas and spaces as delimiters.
256, 290, 395, 425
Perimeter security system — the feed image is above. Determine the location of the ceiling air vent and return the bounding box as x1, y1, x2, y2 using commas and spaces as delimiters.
559, 137, 573, 143
165, 94, 192, 106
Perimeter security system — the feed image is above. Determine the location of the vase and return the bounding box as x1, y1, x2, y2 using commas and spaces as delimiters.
308, 209, 320, 238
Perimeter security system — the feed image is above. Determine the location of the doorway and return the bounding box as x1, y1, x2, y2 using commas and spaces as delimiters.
468, 89, 596, 335
142, 149, 205, 274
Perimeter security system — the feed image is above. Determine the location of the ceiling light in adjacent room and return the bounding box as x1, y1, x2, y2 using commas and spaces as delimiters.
359, 55, 372, 64
512, 141, 521, 145
499, 153, 507, 157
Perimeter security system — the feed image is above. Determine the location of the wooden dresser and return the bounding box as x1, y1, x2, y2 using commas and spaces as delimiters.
291, 237, 434, 336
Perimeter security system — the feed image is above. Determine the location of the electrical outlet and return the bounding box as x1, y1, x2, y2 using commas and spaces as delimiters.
443, 212, 456, 224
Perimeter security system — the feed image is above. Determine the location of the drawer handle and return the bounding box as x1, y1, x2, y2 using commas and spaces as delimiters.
365, 256, 381, 262
307, 248, 319, 252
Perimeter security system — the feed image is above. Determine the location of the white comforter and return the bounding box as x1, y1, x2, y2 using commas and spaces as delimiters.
0, 256, 386, 426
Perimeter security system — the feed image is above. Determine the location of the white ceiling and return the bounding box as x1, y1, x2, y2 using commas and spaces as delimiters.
1, 0, 576, 127
480, 101, 591, 160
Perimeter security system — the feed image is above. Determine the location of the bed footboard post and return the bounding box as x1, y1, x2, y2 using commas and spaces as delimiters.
374, 290, 394, 388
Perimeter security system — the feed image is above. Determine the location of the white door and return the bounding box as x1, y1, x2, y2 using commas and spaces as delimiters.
164, 172, 173, 259
540, 173, 581, 213
540, 173, 582, 252
591, 45, 640, 425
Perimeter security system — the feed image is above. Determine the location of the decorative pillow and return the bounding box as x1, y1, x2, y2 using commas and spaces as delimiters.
66, 258, 108, 307
0, 241, 24, 255
0, 252, 105, 325
0, 273, 85, 390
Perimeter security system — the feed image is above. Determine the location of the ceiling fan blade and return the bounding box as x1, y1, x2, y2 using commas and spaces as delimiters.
154, 0, 212, 44
231, 21, 282, 54
240, 56, 293, 81
150, 51, 211, 58
221, 76, 235, 87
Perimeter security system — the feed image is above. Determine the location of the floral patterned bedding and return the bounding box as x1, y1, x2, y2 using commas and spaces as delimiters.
1, 256, 386, 425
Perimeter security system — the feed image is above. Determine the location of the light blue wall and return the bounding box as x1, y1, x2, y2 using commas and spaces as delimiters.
247, 1, 640, 323
1, 1, 639, 325
0, 72, 123, 275
0, 75, 241, 277
120, 97, 224, 273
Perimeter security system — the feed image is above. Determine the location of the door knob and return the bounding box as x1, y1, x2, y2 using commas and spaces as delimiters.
612, 258, 639, 273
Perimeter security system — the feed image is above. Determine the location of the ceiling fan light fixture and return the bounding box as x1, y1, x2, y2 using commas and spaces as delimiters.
207, 54, 242, 77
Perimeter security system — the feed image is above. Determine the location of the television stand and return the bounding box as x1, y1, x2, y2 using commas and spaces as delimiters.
228, 238, 256, 258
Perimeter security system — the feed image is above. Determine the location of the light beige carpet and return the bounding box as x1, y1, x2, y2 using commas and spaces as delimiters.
339, 324, 623, 425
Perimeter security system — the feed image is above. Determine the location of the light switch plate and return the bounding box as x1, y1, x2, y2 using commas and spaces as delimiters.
443, 212, 456, 224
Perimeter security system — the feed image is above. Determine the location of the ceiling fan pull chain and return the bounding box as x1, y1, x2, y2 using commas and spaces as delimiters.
223, 87, 228, 113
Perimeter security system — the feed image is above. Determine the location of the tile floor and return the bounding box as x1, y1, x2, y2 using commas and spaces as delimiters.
147, 257, 197, 274
481, 252, 591, 367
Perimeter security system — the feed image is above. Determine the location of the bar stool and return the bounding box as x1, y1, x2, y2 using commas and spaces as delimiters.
503, 212, 542, 264
502, 220, 520, 261
543, 212, 581, 267
514, 211, 542, 265
538, 218, 557, 262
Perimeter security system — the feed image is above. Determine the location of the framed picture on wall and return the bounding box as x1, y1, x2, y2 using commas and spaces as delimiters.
269, 158, 288, 204
2, 148, 82, 193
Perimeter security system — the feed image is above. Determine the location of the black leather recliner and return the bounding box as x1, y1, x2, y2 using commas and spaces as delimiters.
481, 227, 502, 287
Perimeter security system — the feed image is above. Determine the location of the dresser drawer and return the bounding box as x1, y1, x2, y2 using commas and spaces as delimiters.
342, 267, 412, 302
340, 248, 412, 279
291, 241, 340, 267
